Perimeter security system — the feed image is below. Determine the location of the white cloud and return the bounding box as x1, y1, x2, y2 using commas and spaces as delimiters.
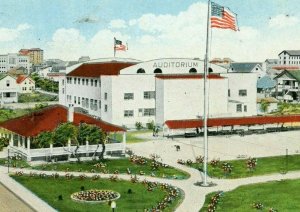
45, 3, 300, 62
109, 19, 127, 29
269, 14, 299, 29
0, 23, 32, 42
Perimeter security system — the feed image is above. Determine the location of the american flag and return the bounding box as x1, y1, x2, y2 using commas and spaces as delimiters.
210, 2, 238, 31
114, 38, 127, 51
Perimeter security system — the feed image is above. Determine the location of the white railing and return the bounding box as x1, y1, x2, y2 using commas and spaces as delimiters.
10, 143, 125, 158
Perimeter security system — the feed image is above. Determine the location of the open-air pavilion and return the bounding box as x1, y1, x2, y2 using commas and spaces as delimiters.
0, 105, 126, 161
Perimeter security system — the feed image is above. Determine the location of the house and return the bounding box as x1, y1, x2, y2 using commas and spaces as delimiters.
228, 62, 266, 79
278, 50, 300, 66
16, 75, 35, 94
59, 58, 257, 128
257, 75, 276, 97
0, 74, 18, 104
274, 70, 300, 102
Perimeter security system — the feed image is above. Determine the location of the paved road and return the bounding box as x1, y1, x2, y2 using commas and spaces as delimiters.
0, 183, 34, 212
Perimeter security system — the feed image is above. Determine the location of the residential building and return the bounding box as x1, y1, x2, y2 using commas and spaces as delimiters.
228, 62, 266, 79
0, 74, 18, 104
278, 50, 300, 66
19, 48, 44, 65
16, 75, 35, 94
59, 58, 257, 128
274, 70, 300, 102
0, 53, 30, 73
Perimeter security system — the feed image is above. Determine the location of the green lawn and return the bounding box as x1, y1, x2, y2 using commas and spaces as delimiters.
12, 175, 182, 212
33, 158, 190, 179
200, 179, 300, 211
188, 154, 300, 179
272, 102, 300, 115
115, 130, 152, 144
0, 158, 30, 168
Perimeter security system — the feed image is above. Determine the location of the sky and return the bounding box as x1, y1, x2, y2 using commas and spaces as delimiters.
0, 0, 300, 62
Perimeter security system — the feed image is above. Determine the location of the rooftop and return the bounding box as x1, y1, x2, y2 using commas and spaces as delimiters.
279, 50, 300, 56
155, 74, 224, 80
0, 105, 125, 137
229, 62, 262, 73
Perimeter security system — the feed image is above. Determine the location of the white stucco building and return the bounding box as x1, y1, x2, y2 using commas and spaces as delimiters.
0, 75, 18, 104
278, 50, 300, 66
59, 58, 257, 128
0, 53, 30, 73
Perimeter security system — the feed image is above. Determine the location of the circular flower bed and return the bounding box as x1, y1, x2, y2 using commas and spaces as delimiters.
71, 189, 120, 203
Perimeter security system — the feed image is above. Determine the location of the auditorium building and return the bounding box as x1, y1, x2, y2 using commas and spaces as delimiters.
59, 58, 257, 128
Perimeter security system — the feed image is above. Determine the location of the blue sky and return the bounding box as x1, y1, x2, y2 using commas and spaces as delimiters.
0, 0, 300, 61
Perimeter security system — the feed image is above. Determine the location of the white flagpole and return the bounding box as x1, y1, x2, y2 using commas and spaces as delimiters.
202, 0, 211, 187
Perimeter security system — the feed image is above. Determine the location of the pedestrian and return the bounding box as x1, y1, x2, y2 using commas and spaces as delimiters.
155, 126, 159, 137
152, 127, 155, 137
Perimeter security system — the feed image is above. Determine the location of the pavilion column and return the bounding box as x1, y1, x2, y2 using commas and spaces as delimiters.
122, 132, 126, 154
22, 137, 26, 149
9, 133, 13, 146
50, 143, 53, 160
17, 135, 21, 148
27, 137, 31, 161
86, 140, 89, 157
68, 138, 71, 160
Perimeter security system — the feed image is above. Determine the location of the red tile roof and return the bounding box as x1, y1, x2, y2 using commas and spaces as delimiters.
165, 115, 300, 129
0, 105, 125, 137
155, 74, 224, 80
67, 62, 136, 77
272, 66, 299, 70
16, 75, 27, 84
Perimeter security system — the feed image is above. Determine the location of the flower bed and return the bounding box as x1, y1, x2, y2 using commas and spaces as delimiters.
71, 189, 120, 203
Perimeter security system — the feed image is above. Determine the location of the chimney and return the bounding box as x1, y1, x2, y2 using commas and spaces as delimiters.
68, 104, 74, 122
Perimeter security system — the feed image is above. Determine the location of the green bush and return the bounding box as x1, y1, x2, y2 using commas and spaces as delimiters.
135, 122, 143, 130
146, 120, 155, 130
0, 137, 9, 151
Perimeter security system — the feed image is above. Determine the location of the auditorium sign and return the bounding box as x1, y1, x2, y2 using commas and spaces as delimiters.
152, 61, 199, 68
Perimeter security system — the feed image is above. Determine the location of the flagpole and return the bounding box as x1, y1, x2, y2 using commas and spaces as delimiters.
202, 0, 211, 187
114, 37, 116, 57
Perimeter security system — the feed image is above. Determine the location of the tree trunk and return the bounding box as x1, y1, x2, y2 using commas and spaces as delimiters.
98, 142, 105, 161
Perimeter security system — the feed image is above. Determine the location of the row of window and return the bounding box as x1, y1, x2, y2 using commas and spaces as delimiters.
228, 89, 247, 97
124, 91, 155, 100
66, 95, 103, 112
124, 108, 156, 117
66, 77, 100, 87
22, 87, 34, 91
136, 68, 198, 74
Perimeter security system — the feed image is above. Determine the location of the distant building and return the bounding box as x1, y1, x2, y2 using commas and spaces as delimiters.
19, 48, 44, 65
16, 75, 35, 94
210, 57, 233, 68
0, 74, 18, 104
274, 70, 300, 102
257, 97, 279, 115
0, 53, 30, 73
278, 50, 300, 66
228, 62, 266, 79
78, 56, 90, 63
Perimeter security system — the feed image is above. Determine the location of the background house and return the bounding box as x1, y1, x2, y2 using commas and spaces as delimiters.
0, 74, 18, 104
228, 62, 266, 79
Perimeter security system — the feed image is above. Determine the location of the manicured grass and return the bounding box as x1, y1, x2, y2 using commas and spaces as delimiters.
115, 130, 152, 144
188, 154, 300, 179
0, 109, 31, 122
33, 158, 190, 179
0, 158, 30, 168
12, 175, 182, 212
200, 179, 300, 211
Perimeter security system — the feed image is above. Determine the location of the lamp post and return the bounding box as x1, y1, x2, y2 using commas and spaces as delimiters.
111, 201, 116, 212
7, 147, 9, 173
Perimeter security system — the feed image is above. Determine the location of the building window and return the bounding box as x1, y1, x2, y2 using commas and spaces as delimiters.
244, 105, 247, 112
62, 88, 64, 94
78, 78, 80, 85
124, 110, 134, 117
236, 104, 242, 112
94, 100, 98, 110
144, 91, 155, 99
104, 104, 108, 112
74, 78, 77, 84
137, 68, 145, 73
82, 97, 85, 107
189, 68, 197, 73
91, 79, 94, 86
143, 108, 155, 116
154, 68, 162, 73
99, 100, 101, 109
238, 89, 247, 96
90, 99, 93, 109
124, 93, 134, 100
78, 97, 81, 104
62, 79, 65, 85
228, 89, 230, 97
74, 96, 77, 104
6, 80, 10, 87
82, 78, 85, 85
95, 80, 98, 87
86, 79, 88, 85
104, 92, 108, 100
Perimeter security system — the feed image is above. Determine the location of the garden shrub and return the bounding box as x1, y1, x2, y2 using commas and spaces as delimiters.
146, 120, 155, 130
135, 122, 143, 130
